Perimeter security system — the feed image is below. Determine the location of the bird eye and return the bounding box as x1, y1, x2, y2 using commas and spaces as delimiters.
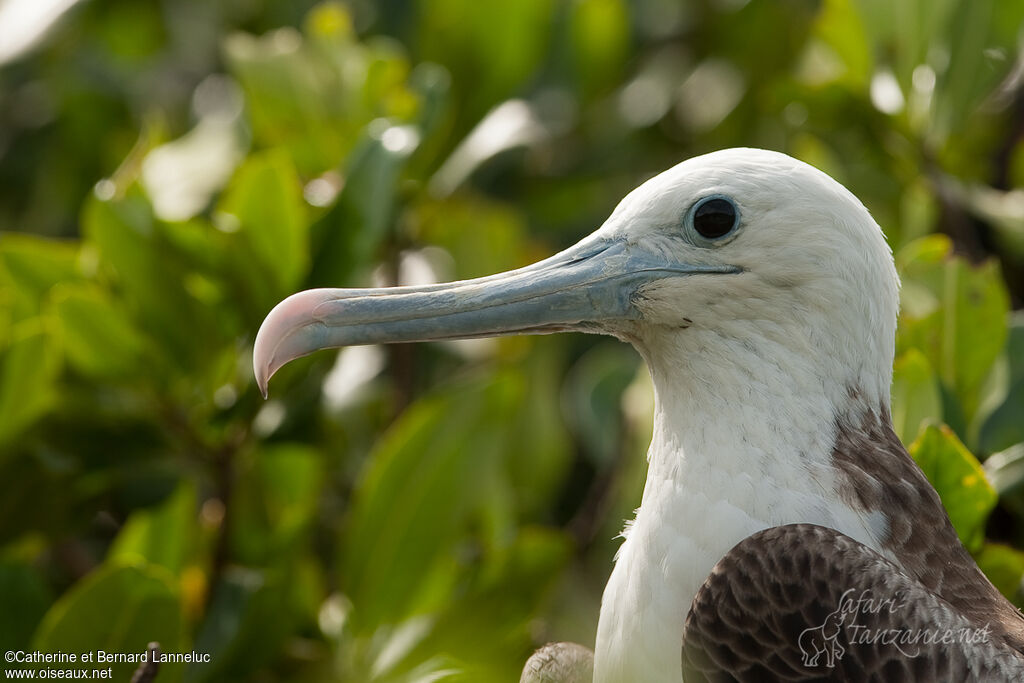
689, 196, 739, 241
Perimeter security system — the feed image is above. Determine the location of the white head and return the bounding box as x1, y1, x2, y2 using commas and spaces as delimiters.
598, 148, 899, 417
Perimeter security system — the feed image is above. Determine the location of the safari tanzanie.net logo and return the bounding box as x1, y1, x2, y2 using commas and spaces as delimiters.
798, 589, 992, 668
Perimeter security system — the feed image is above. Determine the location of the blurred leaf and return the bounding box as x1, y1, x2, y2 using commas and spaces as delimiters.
82, 192, 211, 374
0, 323, 60, 449
896, 235, 1010, 431
0, 561, 52, 650
974, 542, 1024, 607
305, 2, 355, 42
0, 234, 80, 321
857, 0, 956, 91
34, 564, 184, 682
909, 423, 996, 552
813, 0, 872, 87
225, 28, 348, 173
983, 443, 1024, 522
562, 342, 639, 468
220, 150, 309, 292
187, 568, 291, 683
979, 313, 1024, 454
985, 443, 1024, 494
406, 527, 572, 680
415, 196, 531, 279
407, 63, 453, 168
82, 192, 157, 292
225, 14, 419, 175
705, 0, 818, 80
232, 444, 324, 565
570, 0, 631, 99
932, 0, 1024, 138
503, 346, 573, 517
416, 0, 556, 123
51, 283, 148, 379
141, 114, 246, 224
308, 121, 419, 288
890, 348, 942, 444
896, 179, 940, 249
341, 375, 519, 630
109, 481, 197, 574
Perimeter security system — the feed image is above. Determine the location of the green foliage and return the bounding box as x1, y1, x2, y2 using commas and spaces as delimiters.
109, 483, 198, 574
220, 151, 310, 293
890, 349, 941, 444
1, 0, 1024, 680
0, 324, 60, 448
0, 561, 51, 651
975, 542, 1024, 608
909, 423, 996, 552
34, 565, 184, 682
897, 235, 1010, 430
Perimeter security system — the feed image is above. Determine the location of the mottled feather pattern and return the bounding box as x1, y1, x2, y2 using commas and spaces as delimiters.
681, 408, 1024, 681
682, 524, 1024, 681
832, 408, 1024, 651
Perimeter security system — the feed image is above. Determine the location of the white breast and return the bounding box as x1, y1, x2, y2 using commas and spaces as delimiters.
592, 394, 889, 682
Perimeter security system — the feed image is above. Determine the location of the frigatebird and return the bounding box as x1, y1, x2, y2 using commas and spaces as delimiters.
254, 149, 1024, 681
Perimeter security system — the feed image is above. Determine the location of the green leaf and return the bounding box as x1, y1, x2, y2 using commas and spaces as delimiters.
187, 568, 291, 683
813, 0, 872, 87
415, 197, 531, 280
0, 234, 81, 321
308, 121, 419, 288
896, 235, 1010, 430
932, 0, 1024, 137
503, 346, 573, 517
979, 313, 1024, 454
341, 375, 519, 630
563, 342, 640, 468
890, 348, 942, 444
226, 13, 419, 174
415, 0, 556, 123
33, 564, 183, 682
0, 561, 52, 651
219, 150, 309, 292
231, 444, 324, 565
82, 192, 211, 373
983, 443, 1024, 522
406, 527, 573, 680
704, 0, 818, 82
858, 0, 957, 91
909, 423, 996, 552
109, 482, 197, 574
570, 0, 630, 99
51, 284, 148, 379
0, 322, 61, 449
974, 542, 1024, 607
82, 192, 157, 294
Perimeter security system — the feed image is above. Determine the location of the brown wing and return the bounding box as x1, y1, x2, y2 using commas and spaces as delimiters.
681, 524, 1024, 682
831, 409, 1024, 650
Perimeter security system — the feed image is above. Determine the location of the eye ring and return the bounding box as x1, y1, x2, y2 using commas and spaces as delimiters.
686, 195, 740, 244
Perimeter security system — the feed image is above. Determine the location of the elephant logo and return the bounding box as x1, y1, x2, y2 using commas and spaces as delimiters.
799, 608, 848, 668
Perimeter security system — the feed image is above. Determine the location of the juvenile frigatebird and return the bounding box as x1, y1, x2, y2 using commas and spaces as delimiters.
254, 149, 1024, 681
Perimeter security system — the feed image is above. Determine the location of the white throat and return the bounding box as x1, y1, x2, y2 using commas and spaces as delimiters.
593, 330, 891, 682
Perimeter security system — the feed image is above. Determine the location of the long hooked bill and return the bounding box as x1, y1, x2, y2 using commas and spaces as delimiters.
253, 236, 736, 397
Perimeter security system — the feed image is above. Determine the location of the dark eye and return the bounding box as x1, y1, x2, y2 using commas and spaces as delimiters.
691, 196, 739, 240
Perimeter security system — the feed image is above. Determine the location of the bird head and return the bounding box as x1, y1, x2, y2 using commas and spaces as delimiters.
254, 148, 898, 411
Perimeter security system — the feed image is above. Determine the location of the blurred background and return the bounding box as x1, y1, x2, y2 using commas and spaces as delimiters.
1, 0, 1024, 680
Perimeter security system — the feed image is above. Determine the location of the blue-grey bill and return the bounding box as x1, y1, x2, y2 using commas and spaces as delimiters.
253, 237, 736, 397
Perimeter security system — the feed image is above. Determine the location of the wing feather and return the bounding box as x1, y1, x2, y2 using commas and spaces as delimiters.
682, 524, 1024, 682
